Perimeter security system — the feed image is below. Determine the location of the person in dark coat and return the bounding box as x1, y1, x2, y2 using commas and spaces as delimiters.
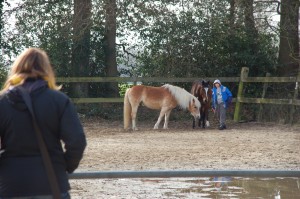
0, 48, 87, 198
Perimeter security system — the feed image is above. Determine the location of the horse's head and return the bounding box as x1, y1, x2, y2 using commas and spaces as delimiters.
199, 80, 212, 104
189, 97, 201, 119
191, 80, 212, 104
202, 80, 210, 87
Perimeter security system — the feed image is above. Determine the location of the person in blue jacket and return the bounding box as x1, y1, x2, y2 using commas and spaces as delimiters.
0, 48, 87, 198
212, 79, 232, 130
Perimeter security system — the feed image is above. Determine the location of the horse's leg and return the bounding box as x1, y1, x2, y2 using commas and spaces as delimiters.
192, 118, 196, 129
198, 109, 201, 127
201, 111, 205, 128
163, 110, 172, 129
131, 104, 139, 130
205, 107, 210, 127
154, 107, 168, 129
199, 108, 203, 128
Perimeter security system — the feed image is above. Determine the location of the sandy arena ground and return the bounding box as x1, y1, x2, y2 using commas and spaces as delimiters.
69, 116, 300, 198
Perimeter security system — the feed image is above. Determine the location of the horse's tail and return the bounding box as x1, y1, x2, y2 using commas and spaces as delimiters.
123, 88, 132, 129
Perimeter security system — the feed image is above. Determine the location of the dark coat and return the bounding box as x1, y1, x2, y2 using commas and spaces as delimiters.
0, 79, 86, 197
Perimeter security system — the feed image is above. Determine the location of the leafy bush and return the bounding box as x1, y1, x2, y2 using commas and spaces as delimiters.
118, 83, 133, 97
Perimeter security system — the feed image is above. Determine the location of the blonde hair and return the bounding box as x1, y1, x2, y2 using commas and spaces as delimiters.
1, 48, 61, 93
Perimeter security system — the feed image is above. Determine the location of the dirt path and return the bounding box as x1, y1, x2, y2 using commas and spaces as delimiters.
69, 117, 300, 198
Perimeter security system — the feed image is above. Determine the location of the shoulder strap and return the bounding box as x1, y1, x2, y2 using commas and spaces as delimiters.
18, 87, 62, 199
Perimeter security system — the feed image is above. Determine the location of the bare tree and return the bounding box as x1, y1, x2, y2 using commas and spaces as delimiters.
103, 0, 119, 97
0, 0, 3, 45
229, 0, 235, 32
71, 0, 91, 97
278, 0, 299, 76
240, 0, 260, 75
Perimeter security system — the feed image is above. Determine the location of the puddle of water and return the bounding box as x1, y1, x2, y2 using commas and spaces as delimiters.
146, 176, 300, 198
71, 176, 300, 198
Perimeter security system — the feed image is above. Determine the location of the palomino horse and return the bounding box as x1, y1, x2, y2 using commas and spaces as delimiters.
124, 84, 201, 130
191, 80, 212, 128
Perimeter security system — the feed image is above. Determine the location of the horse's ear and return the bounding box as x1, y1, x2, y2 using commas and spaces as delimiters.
202, 80, 205, 85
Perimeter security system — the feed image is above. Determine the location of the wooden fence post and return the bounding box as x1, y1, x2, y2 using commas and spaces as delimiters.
133, 76, 137, 86
258, 73, 270, 122
290, 70, 300, 124
234, 67, 249, 122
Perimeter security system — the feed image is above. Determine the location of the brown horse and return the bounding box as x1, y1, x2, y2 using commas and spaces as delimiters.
124, 84, 201, 130
191, 80, 212, 128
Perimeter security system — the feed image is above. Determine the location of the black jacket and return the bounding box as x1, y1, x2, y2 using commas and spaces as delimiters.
0, 79, 87, 197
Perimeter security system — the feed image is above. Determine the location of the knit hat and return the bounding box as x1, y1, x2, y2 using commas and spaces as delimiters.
213, 79, 221, 85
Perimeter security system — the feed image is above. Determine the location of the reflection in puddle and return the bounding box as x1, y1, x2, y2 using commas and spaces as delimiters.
140, 177, 300, 198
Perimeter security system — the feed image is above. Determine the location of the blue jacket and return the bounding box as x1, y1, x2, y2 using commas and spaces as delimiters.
212, 85, 232, 109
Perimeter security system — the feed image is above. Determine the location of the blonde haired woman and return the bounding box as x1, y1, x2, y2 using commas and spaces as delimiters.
0, 48, 86, 198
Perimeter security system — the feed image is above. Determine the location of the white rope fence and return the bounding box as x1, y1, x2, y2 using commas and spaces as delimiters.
69, 170, 300, 179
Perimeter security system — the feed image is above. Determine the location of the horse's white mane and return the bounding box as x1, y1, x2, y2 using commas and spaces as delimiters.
162, 84, 200, 109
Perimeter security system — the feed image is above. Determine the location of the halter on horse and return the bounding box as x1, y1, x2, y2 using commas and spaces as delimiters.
191, 80, 212, 128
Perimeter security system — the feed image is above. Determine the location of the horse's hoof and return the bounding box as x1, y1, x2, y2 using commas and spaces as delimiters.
206, 121, 210, 127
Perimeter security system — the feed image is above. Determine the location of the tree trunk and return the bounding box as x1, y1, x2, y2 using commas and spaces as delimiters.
0, 0, 3, 43
278, 0, 299, 76
71, 0, 91, 97
0, 0, 6, 47
243, 0, 258, 38
229, 0, 235, 32
241, 0, 260, 75
104, 0, 119, 97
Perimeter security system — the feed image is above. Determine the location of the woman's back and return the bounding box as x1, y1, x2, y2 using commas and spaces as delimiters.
0, 48, 86, 198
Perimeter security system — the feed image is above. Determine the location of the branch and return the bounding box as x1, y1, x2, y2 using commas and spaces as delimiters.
255, 0, 281, 14
4, 0, 63, 16
117, 43, 138, 58
263, 17, 280, 33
